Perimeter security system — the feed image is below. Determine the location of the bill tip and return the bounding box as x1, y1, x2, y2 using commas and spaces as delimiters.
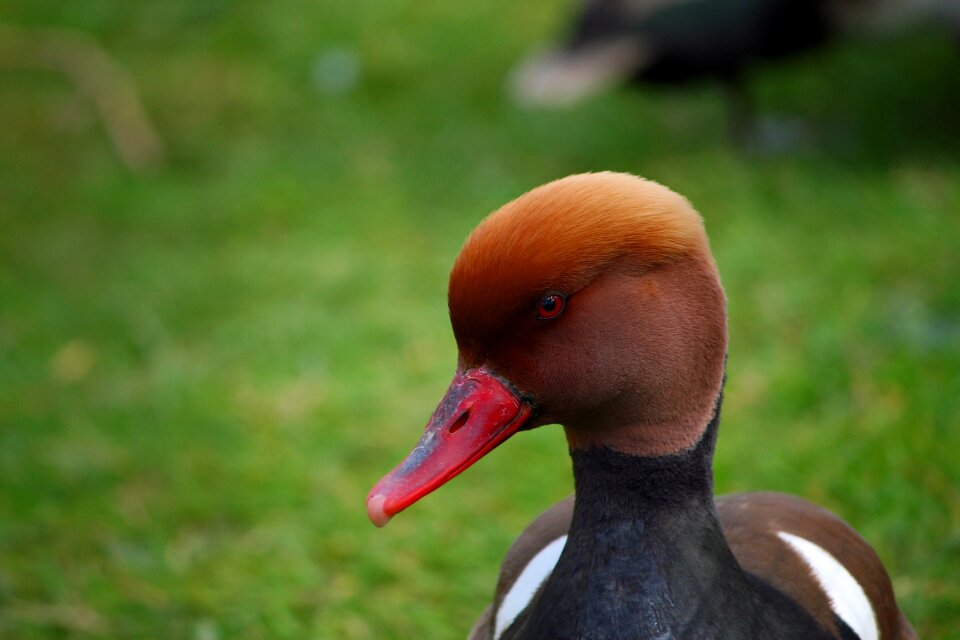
366, 493, 393, 528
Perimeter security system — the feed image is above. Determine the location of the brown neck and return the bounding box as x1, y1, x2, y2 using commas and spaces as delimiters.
562, 255, 727, 457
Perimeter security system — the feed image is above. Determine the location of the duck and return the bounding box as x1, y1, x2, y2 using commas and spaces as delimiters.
509, 0, 828, 107
366, 172, 916, 640
508, 0, 960, 145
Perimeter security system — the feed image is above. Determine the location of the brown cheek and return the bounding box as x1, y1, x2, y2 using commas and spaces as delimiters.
640, 278, 660, 298
527, 270, 686, 432
487, 337, 548, 403
496, 287, 632, 424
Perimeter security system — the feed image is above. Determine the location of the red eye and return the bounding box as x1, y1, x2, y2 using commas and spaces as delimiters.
537, 292, 566, 320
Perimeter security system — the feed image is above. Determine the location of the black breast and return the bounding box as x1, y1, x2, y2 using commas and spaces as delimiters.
500, 402, 843, 639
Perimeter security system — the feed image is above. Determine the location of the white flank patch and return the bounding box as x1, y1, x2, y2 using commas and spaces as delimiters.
777, 531, 878, 640
493, 535, 568, 640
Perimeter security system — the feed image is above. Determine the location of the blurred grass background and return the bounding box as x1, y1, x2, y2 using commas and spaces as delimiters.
1, 1, 959, 638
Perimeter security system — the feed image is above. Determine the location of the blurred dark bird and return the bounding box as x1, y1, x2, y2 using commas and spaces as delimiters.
509, 0, 960, 146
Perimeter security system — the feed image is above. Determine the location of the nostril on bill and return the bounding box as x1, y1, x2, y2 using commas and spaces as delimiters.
449, 410, 470, 434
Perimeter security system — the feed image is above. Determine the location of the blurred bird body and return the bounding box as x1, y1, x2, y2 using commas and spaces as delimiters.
510, 0, 960, 107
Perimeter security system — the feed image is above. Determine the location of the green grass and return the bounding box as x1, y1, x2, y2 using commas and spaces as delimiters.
1, 1, 959, 637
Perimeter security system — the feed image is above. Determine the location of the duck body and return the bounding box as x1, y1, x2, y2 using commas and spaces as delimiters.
500, 424, 842, 640
367, 173, 915, 639
509, 0, 835, 108
477, 418, 905, 640
574, 0, 829, 84
509, 0, 960, 145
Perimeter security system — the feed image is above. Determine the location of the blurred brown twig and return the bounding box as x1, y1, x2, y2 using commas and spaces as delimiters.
0, 24, 165, 174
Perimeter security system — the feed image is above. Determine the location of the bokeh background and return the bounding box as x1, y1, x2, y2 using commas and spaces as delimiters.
2, 1, 959, 638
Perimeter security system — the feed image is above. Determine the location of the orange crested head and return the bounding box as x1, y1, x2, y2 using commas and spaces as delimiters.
367, 172, 726, 526
448, 172, 711, 357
